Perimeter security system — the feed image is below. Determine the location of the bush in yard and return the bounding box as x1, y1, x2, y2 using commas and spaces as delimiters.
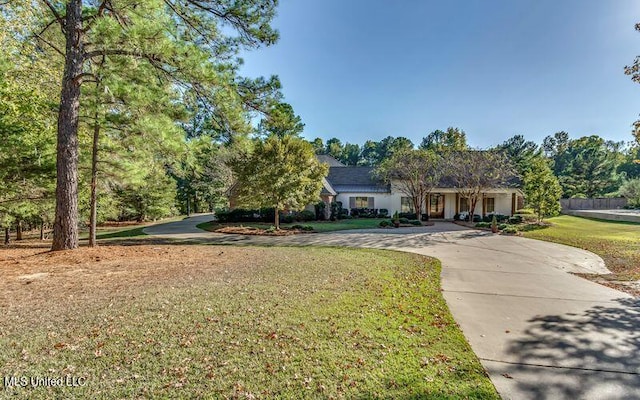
498, 223, 508, 230
475, 222, 491, 228
409, 220, 422, 226
215, 209, 231, 222
291, 224, 313, 231
399, 217, 410, 224
379, 220, 390, 227
502, 226, 518, 234
280, 214, 295, 224
618, 179, 640, 207
509, 215, 523, 224
330, 201, 341, 221
314, 202, 326, 220
297, 210, 316, 222
378, 209, 389, 218
399, 212, 417, 220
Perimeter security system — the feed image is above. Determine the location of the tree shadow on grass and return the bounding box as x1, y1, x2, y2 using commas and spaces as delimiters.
491, 298, 640, 399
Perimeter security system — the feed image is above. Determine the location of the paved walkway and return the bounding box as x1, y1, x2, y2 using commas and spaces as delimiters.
144, 215, 640, 399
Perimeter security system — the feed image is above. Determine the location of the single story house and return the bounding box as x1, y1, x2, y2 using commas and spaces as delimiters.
317, 155, 522, 219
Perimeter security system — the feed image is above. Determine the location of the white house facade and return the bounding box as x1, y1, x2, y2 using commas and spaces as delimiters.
318, 155, 522, 219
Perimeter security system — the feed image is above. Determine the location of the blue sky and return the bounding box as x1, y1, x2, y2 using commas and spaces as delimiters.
239, 0, 640, 148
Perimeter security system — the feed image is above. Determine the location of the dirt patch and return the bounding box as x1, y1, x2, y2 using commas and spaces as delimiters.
0, 245, 282, 335
575, 273, 640, 297
214, 226, 313, 236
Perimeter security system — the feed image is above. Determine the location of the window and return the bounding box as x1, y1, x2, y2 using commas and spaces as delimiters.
459, 197, 469, 212
350, 196, 370, 208
485, 197, 495, 214
401, 197, 414, 213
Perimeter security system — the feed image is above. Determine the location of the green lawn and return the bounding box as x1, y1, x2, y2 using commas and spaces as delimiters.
523, 215, 640, 279
198, 218, 385, 233
0, 246, 497, 399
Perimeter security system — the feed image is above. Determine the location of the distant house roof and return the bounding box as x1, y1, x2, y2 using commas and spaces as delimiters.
325, 166, 390, 194
316, 154, 345, 167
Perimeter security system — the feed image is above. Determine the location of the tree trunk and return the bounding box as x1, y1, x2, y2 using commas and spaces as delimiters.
40, 222, 45, 241
186, 196, 191, 216
89, 103, 100, 247
52, 0, 83, 251
412, 192, 423, 219
4, 227, 10, 245
469, 195, 478, 222
274, 208, 280, 230
16, 221, 23, 241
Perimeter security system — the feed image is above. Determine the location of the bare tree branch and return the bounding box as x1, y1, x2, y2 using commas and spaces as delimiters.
39, 0, 65, 32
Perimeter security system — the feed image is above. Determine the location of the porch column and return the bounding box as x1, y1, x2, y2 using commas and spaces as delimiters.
511, 193, 516, 215
482, 193, 486, 216
455, 193, 459, 214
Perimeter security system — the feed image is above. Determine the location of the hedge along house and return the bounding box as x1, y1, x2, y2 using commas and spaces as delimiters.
317, 155, 523, 219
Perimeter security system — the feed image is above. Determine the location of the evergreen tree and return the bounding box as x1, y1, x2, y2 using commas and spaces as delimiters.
17, 0, 280, 249
524, 157, 562, 222
419, 127, 468, 152
231, 135, 328, 229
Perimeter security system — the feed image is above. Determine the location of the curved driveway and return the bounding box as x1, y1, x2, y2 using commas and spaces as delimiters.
145, 214, 640, 399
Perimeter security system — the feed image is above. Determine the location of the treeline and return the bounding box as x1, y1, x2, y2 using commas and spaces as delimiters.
310, 128, 640, 201
0, 0, 284, 245
2, 1, 640, 248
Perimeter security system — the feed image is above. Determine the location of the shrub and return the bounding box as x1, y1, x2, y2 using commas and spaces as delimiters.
409, 220, 422, 226
493, 214, 509, 223
516, 208, 535, 215
301, 225, 314, 231
379, 220, 390, 227
280, 214, 295, 224
475, 222, 491, 228
421, 213, 429, 221
215, 209, 231, 222
399, 212, 417, 220
290, 224, 304, 230
508, 215, 523, 224
498, 223, 508, 230
314, 202, 326, 221
297, 210, 316, 222
378, 209, 389, 218
514, 213, 536, 223
399, 217, 410, 224
215, 208, 278, 223
502, 226, 518, 234
453, 213, 461, 221
330, 201, 347, 220
260, 208, 276, 223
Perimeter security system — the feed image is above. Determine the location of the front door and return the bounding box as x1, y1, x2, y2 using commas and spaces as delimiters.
429, 193, 445, 219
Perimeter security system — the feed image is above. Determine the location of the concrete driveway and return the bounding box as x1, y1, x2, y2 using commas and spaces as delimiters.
144, 214, 640, 399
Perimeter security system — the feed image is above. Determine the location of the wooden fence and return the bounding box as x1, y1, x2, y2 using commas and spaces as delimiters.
560, 197, 628, 210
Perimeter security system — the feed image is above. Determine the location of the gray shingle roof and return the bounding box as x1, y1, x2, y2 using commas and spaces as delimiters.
325, 166, 390, 193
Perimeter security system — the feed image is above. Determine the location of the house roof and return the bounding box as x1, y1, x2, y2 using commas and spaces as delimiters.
318, 152, 521, 196
316, 154, 345, 167
325, 166, 391, 194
